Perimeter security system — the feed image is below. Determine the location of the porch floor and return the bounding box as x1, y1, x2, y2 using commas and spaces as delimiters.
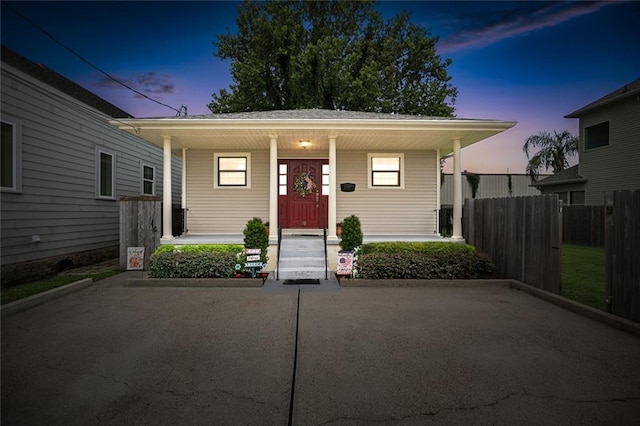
162, 233, 448, 245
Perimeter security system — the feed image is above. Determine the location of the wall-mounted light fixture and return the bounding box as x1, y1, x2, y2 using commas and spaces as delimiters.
299, 140, 311, 149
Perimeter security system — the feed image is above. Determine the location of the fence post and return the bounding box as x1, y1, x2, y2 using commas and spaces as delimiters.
120, 196, 161, 271
604, 191, 613, 313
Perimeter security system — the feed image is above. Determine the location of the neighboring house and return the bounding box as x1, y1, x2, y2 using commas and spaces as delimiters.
112, 110, 515, 271
1, 47, 181, 285
534, 79, 640, 205
440, 173, 544, 205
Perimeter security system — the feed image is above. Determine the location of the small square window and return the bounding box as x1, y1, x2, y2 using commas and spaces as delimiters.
369, 154, 403, 187
215, 153, 250, 187
585, 121, 609, 150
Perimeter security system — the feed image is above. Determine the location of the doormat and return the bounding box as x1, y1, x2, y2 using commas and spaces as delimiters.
283, 279, 320, 285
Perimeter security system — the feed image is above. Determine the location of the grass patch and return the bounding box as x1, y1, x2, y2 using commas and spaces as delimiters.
1, 270, 119, 305
561, 244, 606, 310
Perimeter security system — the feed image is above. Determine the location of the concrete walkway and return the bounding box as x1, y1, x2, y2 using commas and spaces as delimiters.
2, 273, 639, 425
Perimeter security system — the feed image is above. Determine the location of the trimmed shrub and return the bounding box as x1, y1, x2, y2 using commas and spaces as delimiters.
340, 215, 363, 251
152, 244, 243, 255
243, 217, 269, 264
357, 252, 494, 280
358, 241, 475, 256
149, 252, 237, 278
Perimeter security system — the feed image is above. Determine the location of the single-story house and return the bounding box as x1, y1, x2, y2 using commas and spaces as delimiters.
1, 47, 181, 285
112, 110, 515, 273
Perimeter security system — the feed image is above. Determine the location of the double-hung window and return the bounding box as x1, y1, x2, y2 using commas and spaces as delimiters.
1, 120, 17, 191
215, 153, 250, 187
142, 164, 155, 195
368, 153, 404, 188
97, 149, 115, 199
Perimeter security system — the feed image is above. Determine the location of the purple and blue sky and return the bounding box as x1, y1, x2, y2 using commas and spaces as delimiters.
2, 1, 639, 174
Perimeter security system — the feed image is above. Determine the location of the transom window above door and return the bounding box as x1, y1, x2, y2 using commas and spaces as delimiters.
368, 153, 404, 188
214, 153, 251, 188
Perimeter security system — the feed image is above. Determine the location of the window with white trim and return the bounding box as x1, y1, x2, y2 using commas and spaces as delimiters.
1, 120, 16, 191
215, 153, 251, 187
368, 153, 404, 188
279, 163, 287, 195
322, 164, 330, 195
97, 149, 115, 199
142, 164, 155, 195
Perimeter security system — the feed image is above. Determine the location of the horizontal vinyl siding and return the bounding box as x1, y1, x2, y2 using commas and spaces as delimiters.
186, 149, 269, 233
579, 96, 640, 205
440, 174, 542, 205
337, 150, 438, 235
1, 65, 181, 265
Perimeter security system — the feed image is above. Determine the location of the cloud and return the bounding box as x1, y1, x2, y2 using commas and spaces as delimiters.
94, 72, 175, 98
438, 1, 619, 53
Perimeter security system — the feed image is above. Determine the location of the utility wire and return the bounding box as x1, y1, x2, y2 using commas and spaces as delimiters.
2, 1, 186, 116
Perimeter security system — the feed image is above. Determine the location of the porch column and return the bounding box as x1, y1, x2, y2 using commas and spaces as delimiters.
269, 134, 278, 242
161, 136, 173, 241
452, 138, 464, 242
328, 134, 338, 241
181, 147, 187, 208
435, 149, 441, 236
181, 147, 187, 233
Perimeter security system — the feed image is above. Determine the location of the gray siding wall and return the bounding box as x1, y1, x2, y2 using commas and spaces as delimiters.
579, 96, 640, 205
440, 174, 542, 205
1, 64, 181, 266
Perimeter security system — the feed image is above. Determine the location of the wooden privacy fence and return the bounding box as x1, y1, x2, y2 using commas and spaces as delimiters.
119, 197, 161, 270
464, 195, 561, 293
605, 190, 640, 323
563, 205, 604, 247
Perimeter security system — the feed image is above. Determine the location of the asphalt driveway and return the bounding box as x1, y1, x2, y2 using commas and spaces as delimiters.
2, 274, 640, 425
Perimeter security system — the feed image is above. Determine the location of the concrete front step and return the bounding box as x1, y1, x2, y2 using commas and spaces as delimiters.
277, 235, 327, 280
277, 268, 328, 280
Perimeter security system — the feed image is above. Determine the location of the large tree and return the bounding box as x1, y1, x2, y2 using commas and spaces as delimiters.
209, 0, 457, 116
523, 130, 579, 182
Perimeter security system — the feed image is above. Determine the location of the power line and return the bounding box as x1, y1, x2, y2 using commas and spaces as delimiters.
2, 1, 187, 116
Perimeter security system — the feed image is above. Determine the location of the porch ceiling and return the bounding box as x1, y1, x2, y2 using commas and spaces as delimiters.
112, 116, 516, 155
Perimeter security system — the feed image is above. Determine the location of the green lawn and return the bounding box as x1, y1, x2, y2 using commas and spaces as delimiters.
1, 271, 119, 305
561, 244, 606, 310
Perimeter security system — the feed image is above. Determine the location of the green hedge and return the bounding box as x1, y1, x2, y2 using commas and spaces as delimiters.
357, 252, 494, 279
149, 252, 237, 278
358, 241, 475, 256
152, 244, 243, 254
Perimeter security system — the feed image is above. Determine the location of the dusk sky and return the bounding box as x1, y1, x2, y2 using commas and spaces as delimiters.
2, 1, 639, 174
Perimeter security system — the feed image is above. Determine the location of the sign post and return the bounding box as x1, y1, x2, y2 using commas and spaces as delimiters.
245, 248, 262, 278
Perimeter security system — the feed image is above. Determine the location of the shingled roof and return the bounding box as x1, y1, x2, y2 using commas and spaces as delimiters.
566, 78, 640, 118
169, 109, 486, 121
1, 46, 133, 119
531, 165, 587, 188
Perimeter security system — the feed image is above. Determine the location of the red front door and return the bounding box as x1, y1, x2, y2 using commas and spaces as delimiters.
279, 159, 328, 228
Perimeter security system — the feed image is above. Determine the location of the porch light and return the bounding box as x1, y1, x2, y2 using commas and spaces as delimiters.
299, 140, 311, 149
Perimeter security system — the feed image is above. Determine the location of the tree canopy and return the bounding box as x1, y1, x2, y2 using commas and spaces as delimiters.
209, 0, 457, 116
523, 130, 579, 182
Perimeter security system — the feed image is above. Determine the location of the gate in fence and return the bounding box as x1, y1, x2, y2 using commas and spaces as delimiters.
464, 195, 562, 293
605, 190, 640, 323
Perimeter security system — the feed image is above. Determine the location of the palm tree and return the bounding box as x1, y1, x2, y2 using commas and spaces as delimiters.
523, 130, 578, 182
